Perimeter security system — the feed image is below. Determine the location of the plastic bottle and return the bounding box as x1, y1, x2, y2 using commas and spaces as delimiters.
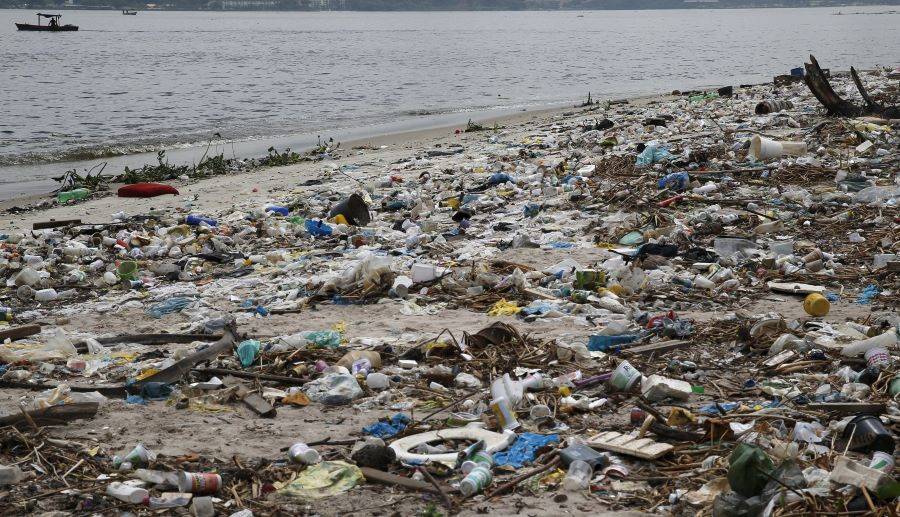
841, 329, 899, 357
148, 492, 193, 509
459, 465, 493, 497
0, 465, 26, 485
0, 307, 13, 321
57, 188, 90, 203
106, 481, 150, 504
191, 496, 215, 517
563, 460, 593, 491
34, 288, 59, 302
14, 267, 41, 287
185, 215, 218, 227
461, 451, 493, 474
366, 372, 390, 390
288, 443, 321, 464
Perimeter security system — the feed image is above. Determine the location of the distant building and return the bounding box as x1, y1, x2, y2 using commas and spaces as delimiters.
309, 0, 346, 9
222, 0, 276, 8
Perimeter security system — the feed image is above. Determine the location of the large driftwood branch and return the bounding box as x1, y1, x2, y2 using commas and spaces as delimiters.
804, 55, 899, 118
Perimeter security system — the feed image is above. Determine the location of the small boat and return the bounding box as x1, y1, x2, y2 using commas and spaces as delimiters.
122, 9, 138, 15
15, 13, 78, 31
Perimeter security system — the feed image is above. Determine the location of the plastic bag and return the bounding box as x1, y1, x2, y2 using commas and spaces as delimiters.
276, 461, 362, 501
727, 443, 774, 497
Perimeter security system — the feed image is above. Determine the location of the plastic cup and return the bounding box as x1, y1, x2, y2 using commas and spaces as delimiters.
864, 347, 891, 368
530, 404, 551, 421
869, 451, 895, 473
842, 415, 894, 453
609, 360, 642, 392
177, 471, 221, 495
749, 135, 783, 160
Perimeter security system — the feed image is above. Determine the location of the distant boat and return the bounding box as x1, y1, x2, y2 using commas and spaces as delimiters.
122, 9, 138, 15
15, 13, 78, 31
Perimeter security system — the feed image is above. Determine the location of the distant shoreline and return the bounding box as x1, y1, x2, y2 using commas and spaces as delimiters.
1, 3, 898, 11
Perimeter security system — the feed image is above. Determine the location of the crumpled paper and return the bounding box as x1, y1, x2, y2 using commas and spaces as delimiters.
276, 461, 363, 501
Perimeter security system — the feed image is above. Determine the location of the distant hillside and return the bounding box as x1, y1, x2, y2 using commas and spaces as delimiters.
2, 0, 898, 10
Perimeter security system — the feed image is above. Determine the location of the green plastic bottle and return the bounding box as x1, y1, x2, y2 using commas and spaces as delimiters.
57, 188, 90, 203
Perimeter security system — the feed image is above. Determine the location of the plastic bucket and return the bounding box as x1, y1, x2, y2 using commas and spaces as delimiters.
842, 415, 894, 453
803, 293, 830, 317
609, 360, 642, 392
328, 193, 371, 226
869, 451, 895, 474
864, 346, 891, 368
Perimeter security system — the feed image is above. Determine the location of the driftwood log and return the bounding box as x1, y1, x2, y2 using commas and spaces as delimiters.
804, 55, 899, 118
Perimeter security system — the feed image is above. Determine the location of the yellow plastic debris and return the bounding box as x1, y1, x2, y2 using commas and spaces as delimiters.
488, 299, 521, 316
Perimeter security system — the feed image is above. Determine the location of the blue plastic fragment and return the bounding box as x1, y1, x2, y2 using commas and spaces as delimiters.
494, 433, 559, 468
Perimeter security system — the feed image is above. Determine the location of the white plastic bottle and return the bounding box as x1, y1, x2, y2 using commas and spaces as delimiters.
841, 329, 899, 357
459, 465, 493, 497
106, 481, 150, 504
288, 443, 321, 464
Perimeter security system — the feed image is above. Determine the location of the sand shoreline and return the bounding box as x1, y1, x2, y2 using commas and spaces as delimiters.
0, 92, 668, 220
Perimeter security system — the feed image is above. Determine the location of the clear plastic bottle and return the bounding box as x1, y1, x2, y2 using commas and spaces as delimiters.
563, 460, 593, 491
57, 188, 90, 203
459, 465, 493, 497
106, 481, 150, 503
0, 465, 26, 485
288, 443, 321, 464
148, 492, 192, 509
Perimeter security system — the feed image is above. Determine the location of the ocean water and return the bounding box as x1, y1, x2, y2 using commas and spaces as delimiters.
0, 7, 897, 194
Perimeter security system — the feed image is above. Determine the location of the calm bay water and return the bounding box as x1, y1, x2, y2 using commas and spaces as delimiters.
0, 7, 897, 195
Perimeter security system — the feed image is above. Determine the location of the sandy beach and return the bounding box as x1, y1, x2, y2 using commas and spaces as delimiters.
0, 66, 896, 516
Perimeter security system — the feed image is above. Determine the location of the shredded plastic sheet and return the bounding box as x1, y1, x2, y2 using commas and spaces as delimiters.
856, 284, 880, 305
362, 413, 410, 439
635, 143, 673, 165
493, 433, 559, 468
488, 299, 521, 316
276, 461, 363, 501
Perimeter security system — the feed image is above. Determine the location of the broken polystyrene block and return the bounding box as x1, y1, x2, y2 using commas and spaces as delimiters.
586, 431, 674, 459
829, 456, 887, 491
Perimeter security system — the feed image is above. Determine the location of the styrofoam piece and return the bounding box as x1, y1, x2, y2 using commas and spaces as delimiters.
766, 282, 827, 295
389, 428, 512, 465
829, 456, 887, 491
586, 431, 674, 459
641, 375, 692, 402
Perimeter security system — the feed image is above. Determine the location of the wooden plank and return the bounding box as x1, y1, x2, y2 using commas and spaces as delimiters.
0, 324, 41, 342
806, 402, 885, 415
0, 380, 127, 399
222, 376, 276, 418
359, 467, 439, 494
0, 402, 99, 429
193, 368, 308, 386
131, 325, 237, 388
32, 219, 81, 230
623, 339, 689, 356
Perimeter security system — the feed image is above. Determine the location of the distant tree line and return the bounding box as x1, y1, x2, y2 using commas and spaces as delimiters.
2, 0, 896, 10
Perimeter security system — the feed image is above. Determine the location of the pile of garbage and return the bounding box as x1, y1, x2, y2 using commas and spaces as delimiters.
0, 57, 897, 515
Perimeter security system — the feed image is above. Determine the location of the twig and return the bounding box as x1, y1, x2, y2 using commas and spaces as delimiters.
487, 455, 561, 499
418, 466, 455, 511
62, 458, 84, 481
417, 388, 482, 424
